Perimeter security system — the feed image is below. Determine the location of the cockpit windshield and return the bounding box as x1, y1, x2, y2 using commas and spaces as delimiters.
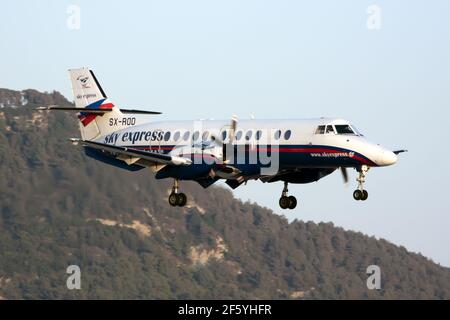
325, 125, 335, 134
315, 123, 363, 136
315, 125, 325, 134
334, 124, 355, 135
350, 124, 363, 136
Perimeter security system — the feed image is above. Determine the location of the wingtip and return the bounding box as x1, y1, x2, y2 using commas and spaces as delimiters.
68, 138, 81, 145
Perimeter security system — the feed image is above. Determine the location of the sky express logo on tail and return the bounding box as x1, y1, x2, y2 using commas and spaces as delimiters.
77, 75, 91, 89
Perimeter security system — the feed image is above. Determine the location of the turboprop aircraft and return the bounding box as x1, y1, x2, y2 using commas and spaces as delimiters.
38, 68, 406, 209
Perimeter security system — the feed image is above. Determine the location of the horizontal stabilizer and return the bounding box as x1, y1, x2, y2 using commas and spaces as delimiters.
120, 109, 161, 114
37, 106, 110, 114
37, 106, 161, 115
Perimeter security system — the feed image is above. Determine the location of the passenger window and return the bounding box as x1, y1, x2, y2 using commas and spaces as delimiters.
256, 130, 262, 141
202, 131, 209, 141
245, 130, 253, 141
235, 130, 242, 141
284, 130, 291, 140
183, 131, 190, 141
192, 131, 200, 141
315, 126, 325, 134
274, 130, 281, 140
221, 130, 227, 141
173, 131, 180, 142
325, 125, 335, 134
164, 131, 171, 141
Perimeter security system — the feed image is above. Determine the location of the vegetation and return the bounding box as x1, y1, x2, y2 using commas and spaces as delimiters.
0, 88, 449, 299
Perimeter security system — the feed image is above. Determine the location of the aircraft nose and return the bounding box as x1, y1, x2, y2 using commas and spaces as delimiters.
379, 150, 398, 166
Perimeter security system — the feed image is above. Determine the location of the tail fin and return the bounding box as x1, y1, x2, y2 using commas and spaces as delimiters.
37, 68, 161, 141
69, 68, 125, 141
69, 67, 110, 109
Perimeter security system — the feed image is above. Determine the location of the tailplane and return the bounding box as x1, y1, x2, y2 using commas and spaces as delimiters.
37, 68, 161, 141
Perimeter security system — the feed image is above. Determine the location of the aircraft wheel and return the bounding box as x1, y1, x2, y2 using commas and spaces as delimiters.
353, 190, 363, 201
361, 190, 368, 201
169, 193, 179, 207
288, 196, 297, 209
279, 196, 290, 209
177, 193, 187, 207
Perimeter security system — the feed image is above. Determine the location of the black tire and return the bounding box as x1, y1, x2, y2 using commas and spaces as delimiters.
279, 196, 290, 209
177, 193, 187, 207
169, 193, 179, 206
353, 190, 363, 201
361, 190, 368, 201
288, 196, 297, 209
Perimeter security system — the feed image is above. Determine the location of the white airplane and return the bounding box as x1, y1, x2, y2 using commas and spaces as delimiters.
39, 68, 406, 209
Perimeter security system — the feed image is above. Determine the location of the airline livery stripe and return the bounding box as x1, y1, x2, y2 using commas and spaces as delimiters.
78, 99, 115, 126
116, 144, 377, 166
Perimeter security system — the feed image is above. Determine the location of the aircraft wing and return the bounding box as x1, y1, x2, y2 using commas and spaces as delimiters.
71, 139, 192, 166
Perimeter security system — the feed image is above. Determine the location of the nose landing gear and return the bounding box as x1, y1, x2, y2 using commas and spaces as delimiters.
279, 182, 297, 210
353, 189, 368, 201
353, 165, 369, 201
168, 179, 187, 207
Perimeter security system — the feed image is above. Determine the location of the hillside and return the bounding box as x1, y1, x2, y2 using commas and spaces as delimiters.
0, 88, 450, 299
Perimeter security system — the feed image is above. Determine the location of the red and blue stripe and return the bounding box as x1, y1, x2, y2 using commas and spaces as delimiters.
78, 99, 114, 126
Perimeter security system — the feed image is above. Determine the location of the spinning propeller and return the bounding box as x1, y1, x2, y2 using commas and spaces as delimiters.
211, 115, 238, 164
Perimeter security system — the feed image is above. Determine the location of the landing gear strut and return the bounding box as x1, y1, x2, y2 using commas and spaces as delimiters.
168, 179, 187, 207
279, 181, 297, 210
353, 165, 369, 201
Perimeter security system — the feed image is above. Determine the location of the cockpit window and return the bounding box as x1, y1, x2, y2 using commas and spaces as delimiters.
315, 125, 325, 134
351, 124, 363, 136
316, 123, 363, 136
325, 125, 335, 134
335, 124, 355, 135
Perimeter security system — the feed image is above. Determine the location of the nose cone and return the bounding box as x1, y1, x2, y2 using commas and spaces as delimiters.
379, 150, 398, 166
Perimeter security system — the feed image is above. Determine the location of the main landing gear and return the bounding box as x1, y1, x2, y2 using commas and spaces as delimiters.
168, 179, 187, 207
353, 165, 369, 201
279, 182, 297, 210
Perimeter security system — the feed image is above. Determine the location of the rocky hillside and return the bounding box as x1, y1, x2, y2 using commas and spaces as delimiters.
0, 88, 449, 299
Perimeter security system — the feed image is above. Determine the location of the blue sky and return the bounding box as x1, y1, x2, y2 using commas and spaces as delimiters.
1, 0, 450, 267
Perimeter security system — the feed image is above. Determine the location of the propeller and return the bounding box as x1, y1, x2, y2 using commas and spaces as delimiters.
228, 115, 238, 144
222, 115, 238, 164
210, 115, 238, 164
340, 167, 349, 184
